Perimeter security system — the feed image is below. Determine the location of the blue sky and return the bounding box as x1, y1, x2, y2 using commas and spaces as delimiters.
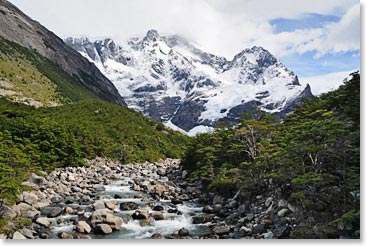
269, 11, 359, 77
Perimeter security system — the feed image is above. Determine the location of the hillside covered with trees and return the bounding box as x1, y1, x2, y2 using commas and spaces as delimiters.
182, 72, 360, 238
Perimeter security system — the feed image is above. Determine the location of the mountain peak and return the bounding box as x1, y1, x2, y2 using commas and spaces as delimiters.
143, 29, 160, 42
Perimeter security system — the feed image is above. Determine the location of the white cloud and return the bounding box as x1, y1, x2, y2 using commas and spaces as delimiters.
300, 70, 356, 95
8, 0, 360, 60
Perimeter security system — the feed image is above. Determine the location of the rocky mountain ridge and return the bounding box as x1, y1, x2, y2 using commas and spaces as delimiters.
0, 0, 126, 106
66, 30, 312, 135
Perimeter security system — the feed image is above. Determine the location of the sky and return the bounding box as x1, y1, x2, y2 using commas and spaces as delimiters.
8, 0, 361, 94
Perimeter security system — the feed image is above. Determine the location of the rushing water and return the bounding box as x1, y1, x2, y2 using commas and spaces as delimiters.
49, 178, 211, 239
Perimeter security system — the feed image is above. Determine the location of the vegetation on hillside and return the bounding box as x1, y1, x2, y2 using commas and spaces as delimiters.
0, 38, 98, 105
182, 72, 360, 238
0, 98, 188, 212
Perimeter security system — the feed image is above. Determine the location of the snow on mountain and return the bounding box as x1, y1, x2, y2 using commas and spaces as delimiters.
65, 30, 312, 134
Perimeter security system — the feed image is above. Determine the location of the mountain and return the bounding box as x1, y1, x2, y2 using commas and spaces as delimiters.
66, 30, 312, 135
0, 0, 126, 106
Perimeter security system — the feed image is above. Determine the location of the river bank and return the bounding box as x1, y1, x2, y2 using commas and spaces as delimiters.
1, 158, 297, 239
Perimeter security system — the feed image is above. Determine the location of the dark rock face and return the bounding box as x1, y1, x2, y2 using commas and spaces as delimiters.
0, 1, 126, 106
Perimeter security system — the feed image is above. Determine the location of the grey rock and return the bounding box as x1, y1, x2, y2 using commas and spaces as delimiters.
212, 225, 230, 235
94, 224, 113, 234
277, 208, 290, 217
262, 231, 274, 239
202, 205, 214, 214
278, 199, 288, 208
120, 202, 138, 211
151, 211, 164, 220
178, 227, 189, 237
252, 224, 266, 234
22, 191, 38, 205
272, 225, 290, 238
35, 217, 50, 227
265, 197, 273, 207
12, 231, 26, 239
19, 228, 34, 239
0, 205, 17, 220
192, 215, 213, 224
58, 232, 74, 239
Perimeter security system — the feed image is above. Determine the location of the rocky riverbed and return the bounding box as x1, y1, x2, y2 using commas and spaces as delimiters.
1, 158, 298, 239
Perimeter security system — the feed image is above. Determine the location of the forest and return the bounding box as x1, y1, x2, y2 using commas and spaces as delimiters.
182, 72, 360, 238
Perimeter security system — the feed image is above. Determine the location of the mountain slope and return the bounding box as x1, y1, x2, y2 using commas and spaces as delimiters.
66, 30, 312, 134
0, 0, 126, 106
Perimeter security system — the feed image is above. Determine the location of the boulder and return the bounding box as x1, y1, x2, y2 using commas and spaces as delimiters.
178, 227, 189, 237
151, 211, 164, 220
58, 232, 74, 239
94, 224, 113, 234
240, 226, 252, 237
46, 207, 63, 218
265, 197, 273, 207
272, 225, 290, 238
19, 228, 34, 239
36, 217, 50, 227
202, 205, 214, 214
93, 200, 106, 210
76, 221, 92, 234
90, 209, 113, 224
105, 214, 123, 230
119, 202, 138, 211
277, 208, 289, 217
192, 215, 213, 224
152, 205, 164, 211
132, 209, 149, 220
0, 205, 17, 220
22, 191, 38, 205
65, 207, 74, 215
278, 199, 288, 208
153, 184, 166, 197
0, 234, 7, 239
262, 231, 274, 239
12, 231, 26, 239
252, 224, 266, 234
30, 173, 46, 185
151, 233, 163, 239
212, 226, 230, 235
15, 203, 39, 219
105, 200, 116, 210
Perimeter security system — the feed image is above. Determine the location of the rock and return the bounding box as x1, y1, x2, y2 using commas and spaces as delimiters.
39, 233, 50, 239
65, 206, 74, 215
212, 226, 230, 235
94, 224, 113, 234
12, 231, 27, 239
153, 184, 166, 197
58, 232, 74, 239
287, 203, 297, 212
252, 224, 266, 234
178, 227, 189, 237
19, 228, 34, 239
240, 226, 252, 237
213, 195, 224, 205
151, 211, 164, 220
151, 233, 163, 239
171, 200, 183, 205
246, 213, 255, 221
105, 214, 123, 230
265, 197, 273, 207
132, 209, 149, 220
0, 205, 17, 220
139, 219, 153, 227
90, 209, 113, 224
22, 191, 38, 205
76, 221, 92, 234
212, 204, 222, 213
272, 225, 290, 238
152, 205, 164, 211
30, 173, 45, 185
35, 217, 50, 227
182, 170, 188, 179
167, 208, 178, 213
278, 199, 288, 208
0, 234, 7, 239
157, 167, 166, 176
192, 215, 213, 224
47, 207, 63, 218
51, 196, 62, 203
119, 202, 138, 211
105, 200, 116, 210
262, 219, 273, 226
93, 200, 106, 210
262, 231, 274, 239
202, 205, 214, 214
277, 208, 290, 217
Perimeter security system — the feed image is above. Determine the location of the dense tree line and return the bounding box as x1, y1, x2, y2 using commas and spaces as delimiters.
0, 98, 188, 209
182, 72, 360, 238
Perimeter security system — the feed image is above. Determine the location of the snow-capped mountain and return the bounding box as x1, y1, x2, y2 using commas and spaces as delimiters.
65, 30, 312, 135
